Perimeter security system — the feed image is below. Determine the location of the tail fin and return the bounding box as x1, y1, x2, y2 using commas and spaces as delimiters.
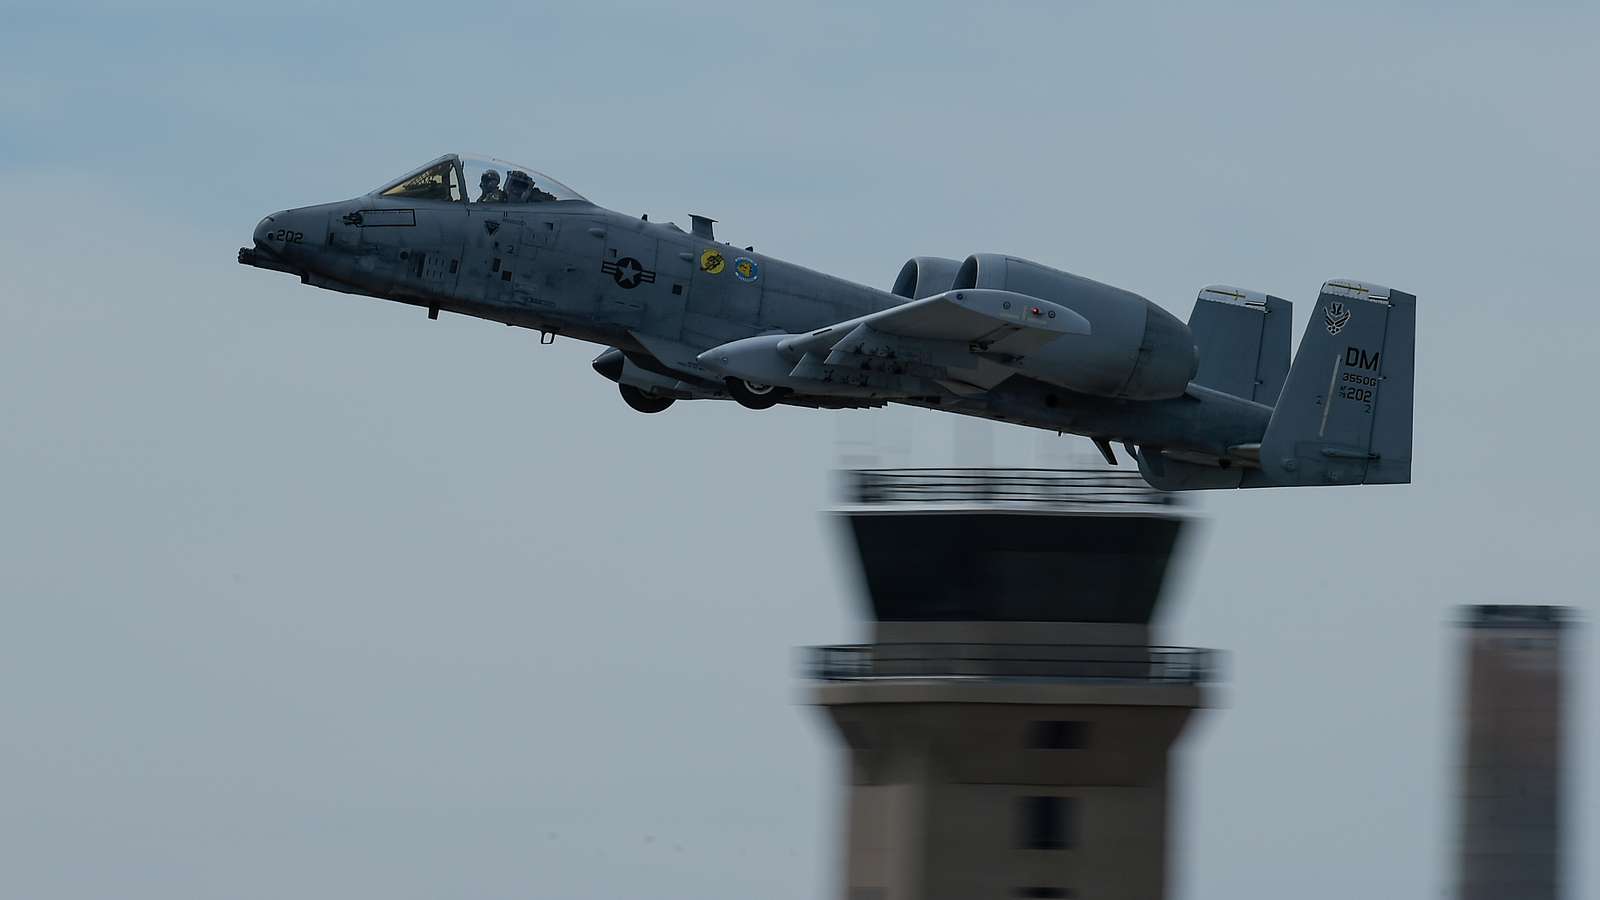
1188, 286, 1292, 403
1257, 279, 1416, 486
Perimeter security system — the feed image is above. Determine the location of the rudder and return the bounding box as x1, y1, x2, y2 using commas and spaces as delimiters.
1258, 279, 1416, 486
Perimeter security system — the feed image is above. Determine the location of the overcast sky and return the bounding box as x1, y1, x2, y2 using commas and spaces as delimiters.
2, 2, 1596, 898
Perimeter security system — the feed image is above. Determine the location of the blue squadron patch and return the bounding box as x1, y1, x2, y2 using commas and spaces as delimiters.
733, 256, 760, 283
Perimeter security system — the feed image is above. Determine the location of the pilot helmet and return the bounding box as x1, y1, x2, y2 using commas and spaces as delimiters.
480, 170, 501, 188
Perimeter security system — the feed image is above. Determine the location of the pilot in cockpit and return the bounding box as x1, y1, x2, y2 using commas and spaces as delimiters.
504, 170, 532, 203
505, 169, 558, 203
478, 170, 507, 203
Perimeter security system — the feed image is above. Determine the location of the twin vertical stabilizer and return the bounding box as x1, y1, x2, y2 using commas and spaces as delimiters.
1143, 278, 1415, 490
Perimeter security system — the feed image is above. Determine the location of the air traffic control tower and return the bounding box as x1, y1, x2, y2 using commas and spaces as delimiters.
806, 469, 1216, 900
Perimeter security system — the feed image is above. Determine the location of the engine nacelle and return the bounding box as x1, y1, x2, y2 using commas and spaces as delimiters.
890, 256, 964, 299
954, 254, 1197, 400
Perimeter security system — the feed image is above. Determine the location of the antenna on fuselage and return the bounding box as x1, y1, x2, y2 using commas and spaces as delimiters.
690, 214, 716, 240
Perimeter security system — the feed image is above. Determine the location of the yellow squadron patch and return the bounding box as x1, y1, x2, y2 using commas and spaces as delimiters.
699, 248, 726, 275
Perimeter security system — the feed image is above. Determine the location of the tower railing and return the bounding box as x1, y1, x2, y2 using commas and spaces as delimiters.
840, 467, 1179, 511
806, 643, 1215, 683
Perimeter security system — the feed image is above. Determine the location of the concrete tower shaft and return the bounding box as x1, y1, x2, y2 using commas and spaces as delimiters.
1456, 604, 1571, 900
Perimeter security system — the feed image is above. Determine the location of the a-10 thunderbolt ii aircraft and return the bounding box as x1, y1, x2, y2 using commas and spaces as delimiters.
240, 153, 1415, 490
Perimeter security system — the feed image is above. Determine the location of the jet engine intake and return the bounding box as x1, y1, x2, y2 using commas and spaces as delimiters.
953, 253, 1197, 400
890, 256, 964, 299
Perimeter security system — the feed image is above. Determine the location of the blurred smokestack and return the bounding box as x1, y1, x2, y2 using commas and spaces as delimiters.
1456, 604, 1571, 900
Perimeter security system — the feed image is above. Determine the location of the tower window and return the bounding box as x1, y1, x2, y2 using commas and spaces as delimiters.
1027, 721, 1088, 750
1020, 796, 1075, 850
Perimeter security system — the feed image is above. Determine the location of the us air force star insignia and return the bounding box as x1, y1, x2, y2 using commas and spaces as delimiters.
1324, 301, 1351, 335
699, 248, 726, 274
601, 256, 657, 290
733, 256, 759, 283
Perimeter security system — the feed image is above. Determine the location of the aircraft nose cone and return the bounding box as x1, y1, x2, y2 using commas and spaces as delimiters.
252, 213, 278, 247
591, 348, 625, 383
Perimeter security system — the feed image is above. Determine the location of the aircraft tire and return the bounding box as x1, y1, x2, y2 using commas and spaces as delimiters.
619, 383, 675, 414
726, 378, 789, 410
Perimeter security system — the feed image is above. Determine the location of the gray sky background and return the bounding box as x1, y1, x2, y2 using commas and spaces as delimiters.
2, 2, 1596, 897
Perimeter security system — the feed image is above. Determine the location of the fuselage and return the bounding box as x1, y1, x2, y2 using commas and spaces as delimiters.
255, 193, 904, 353
244, 162, 1272, 457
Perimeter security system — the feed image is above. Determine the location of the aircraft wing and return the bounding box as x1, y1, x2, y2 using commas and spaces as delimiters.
698, 289, 1094, 397
781, 289, 1090, 358
778, 289, 1092, 393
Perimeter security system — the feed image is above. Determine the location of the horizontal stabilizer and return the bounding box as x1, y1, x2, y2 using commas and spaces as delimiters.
1133, 447, 1279, 491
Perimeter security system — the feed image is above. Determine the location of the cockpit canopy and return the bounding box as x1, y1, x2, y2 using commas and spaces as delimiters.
371, 154, 588, 205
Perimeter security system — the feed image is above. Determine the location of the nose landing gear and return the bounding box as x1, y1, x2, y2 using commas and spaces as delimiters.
619, 383, 675, 414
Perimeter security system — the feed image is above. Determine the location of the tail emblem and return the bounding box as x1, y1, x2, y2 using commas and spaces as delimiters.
1324, 301, 1351, 335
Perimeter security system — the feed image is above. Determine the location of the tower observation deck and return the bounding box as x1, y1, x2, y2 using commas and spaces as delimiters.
807, 468, 1217, 900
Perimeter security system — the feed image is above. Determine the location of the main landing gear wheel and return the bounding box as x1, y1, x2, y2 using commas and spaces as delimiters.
618, 383, 675, 414
726, 378, 790, 410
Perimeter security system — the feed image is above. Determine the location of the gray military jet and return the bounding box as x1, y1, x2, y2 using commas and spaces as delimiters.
240, 153, 1415, 490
